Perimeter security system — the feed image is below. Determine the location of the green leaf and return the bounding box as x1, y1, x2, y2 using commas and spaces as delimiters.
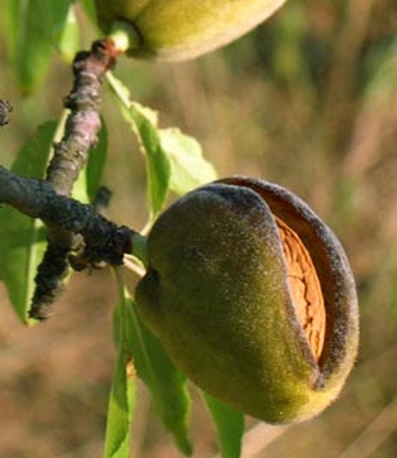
106, 72, 217, 217
128, 103, 171, 217
107, 74, 171, 218
4, 0, 71, 93
103, 351, 136, 458
104, 289, 137, 458
159, 128, 217, 195
121, 288, 192, 455
0, 121, 57, 323
202, 392, 244, 458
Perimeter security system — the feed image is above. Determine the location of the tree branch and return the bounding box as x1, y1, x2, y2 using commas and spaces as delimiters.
31, 38, 123, 319
0, 165, 135, 318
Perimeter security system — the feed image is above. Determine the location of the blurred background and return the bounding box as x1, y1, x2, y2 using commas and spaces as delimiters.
1, 0, 397, 456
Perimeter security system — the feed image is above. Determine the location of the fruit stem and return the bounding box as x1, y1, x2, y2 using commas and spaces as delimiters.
109, 20, 141, 54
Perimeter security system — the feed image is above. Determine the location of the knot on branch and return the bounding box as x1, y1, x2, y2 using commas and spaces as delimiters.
70, 225, 133, 271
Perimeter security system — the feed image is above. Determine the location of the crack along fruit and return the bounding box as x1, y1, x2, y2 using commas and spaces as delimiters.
94, 0, 289, 61
135, 176, 359, 423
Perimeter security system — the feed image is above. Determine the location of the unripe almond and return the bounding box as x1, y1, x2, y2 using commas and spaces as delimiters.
135, 176, 359, 423
94, 0, 288, 61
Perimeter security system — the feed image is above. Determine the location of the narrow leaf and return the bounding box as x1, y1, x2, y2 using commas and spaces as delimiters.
159, 128, 217, 195
128, 103, 171, 216
106, 72, 217, 216
103, 352, 136, 458
202, 392, 244, 458
0, 121, 57, 323
124, 289, 192, 455
104, 292, 137, 458
107, 74, 171, 218
4, 0, 71, 92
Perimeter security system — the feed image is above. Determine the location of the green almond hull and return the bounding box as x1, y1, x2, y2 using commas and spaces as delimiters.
135, 180, 359, 423
94, 0, 288, 60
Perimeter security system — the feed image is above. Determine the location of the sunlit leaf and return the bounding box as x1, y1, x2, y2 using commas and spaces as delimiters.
107, 75, 171, 218
128, 103, 171, 217
107, 73, 218, 219
159, 128, 217, 195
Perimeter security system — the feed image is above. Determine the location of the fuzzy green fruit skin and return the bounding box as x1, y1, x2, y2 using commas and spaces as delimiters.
94, 0, 288, 61
135, 177, 359, 423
